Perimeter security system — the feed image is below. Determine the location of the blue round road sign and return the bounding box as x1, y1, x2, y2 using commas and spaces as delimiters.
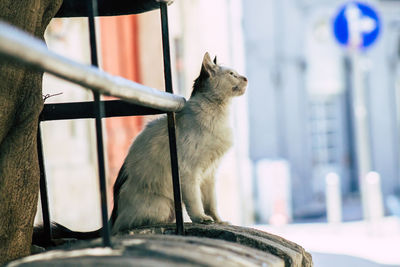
333, 1, 380, 49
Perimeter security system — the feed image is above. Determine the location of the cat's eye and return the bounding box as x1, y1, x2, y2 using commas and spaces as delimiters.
229, 72, 238, 79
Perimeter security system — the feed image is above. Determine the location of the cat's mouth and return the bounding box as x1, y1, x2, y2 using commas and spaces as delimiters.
232, 85, 246, 95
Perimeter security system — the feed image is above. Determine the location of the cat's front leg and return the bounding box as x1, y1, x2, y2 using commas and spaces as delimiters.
201, 176, 223, 223
181, 176, 213, 224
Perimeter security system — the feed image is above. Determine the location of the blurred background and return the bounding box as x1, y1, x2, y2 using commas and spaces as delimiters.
35, 0, 400, 266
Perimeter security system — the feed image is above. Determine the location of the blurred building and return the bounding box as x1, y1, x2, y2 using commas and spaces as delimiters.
243, 0, 400, 222
39, 18, 102, 230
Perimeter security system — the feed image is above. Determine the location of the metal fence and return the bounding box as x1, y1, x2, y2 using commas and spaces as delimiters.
0, 1, 185, 247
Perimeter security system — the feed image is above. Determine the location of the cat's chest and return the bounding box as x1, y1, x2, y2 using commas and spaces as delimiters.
199, 124, 232, 152
177, 114, 233, 160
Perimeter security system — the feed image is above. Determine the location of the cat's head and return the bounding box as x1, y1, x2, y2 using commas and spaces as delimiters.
191, 52, 247, 101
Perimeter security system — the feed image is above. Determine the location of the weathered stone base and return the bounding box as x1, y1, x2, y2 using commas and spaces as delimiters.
7, 223, 312, 267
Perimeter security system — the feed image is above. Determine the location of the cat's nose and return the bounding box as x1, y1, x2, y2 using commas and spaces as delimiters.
242, 76, 247, 82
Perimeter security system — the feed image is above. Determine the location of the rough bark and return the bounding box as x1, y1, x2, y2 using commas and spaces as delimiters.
0, 0, 62, 264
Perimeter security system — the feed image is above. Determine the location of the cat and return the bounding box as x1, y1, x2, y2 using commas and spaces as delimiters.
111, 52, 247, 233
33, 52, 247, 245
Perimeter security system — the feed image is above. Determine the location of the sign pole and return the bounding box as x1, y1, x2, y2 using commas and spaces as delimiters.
350, 51, 372, 220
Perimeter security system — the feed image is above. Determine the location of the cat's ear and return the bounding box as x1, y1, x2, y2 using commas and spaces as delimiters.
213, 56, 217, 64
201, 52, 217, 77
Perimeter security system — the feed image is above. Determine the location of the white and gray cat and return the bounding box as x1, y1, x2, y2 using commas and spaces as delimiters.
33, 52, 247, 244
111, 52, 247, 233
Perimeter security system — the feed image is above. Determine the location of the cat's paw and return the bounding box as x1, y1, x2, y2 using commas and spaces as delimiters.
192, 215, 214, 224
214, 220, 230, 225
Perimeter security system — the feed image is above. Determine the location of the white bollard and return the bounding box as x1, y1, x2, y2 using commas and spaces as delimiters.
365, 171, 384, 221
325, 172, 342, 224
256, 159, 292, 225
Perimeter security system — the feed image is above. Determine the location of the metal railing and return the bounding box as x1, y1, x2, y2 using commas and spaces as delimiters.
0, 1, 185, 247
0, 21, 185, 112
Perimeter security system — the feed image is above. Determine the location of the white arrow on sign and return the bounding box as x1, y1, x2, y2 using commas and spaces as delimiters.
345, 3, 377, 48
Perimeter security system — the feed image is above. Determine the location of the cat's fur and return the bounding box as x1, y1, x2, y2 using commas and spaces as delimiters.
32, 53, 247, 245
111, 52, 247, 233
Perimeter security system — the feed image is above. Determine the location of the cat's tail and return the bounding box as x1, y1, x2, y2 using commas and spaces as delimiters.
32, 222, 102, 248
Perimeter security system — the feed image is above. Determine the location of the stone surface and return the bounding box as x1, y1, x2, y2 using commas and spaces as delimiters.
128, 223, 313, 267
7, 224, 312, 266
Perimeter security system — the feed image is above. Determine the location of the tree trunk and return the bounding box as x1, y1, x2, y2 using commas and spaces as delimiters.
0, 0, 62, 264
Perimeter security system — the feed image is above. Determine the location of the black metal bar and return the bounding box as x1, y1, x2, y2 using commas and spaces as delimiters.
160, 2, 184, 235
40, 100, 164, 121
37, 126, 52, 245
56, 0, 161, 18
88, 0, 111, 247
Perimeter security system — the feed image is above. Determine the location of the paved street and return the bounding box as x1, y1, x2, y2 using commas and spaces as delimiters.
312, 252, 398, 267
253, 217, 400, 266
